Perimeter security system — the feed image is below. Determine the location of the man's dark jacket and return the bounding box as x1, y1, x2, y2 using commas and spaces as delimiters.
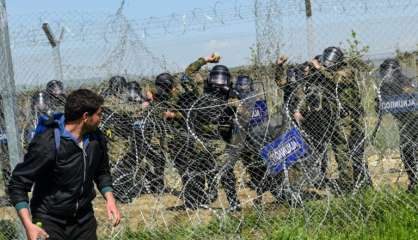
8, 115, 113, 224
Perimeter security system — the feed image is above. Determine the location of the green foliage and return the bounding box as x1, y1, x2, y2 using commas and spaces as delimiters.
345, 30, 370, 60
344, 30, 372, 72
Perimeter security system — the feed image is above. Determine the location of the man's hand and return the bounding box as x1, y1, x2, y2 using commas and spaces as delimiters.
104, 192, 121, 227
142, 101, 150, 108
18, 208, 49, 240
276, 55, 288, 66
205, 53, 221, 63
25, 223, 49, 240
145, 90, 154, 102
293, 111, 304, 125
311, 58, 322, 70
164, 111, 176, 120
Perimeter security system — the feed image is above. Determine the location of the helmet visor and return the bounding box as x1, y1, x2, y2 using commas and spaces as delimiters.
34, 94, 48, 112
127, 88, 144, 102
287, 68, 298, 83
237, 83, 252, 93
209, 73, 229, 86
321, 51, 341, 68
49, 85, 64, 96
379, 65, 401, 81
322, 59, 336, 68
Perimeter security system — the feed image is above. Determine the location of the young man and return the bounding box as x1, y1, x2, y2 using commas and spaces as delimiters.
8, 89, 121, 240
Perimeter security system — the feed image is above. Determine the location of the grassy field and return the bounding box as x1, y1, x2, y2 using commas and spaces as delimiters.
0, 143, 410, 240
115, 188, 418, 240
89, 148, 413, 240
0, 158, 414, 240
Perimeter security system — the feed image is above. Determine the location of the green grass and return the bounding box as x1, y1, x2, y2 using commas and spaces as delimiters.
113, 189, 418, 240
0, 220, 16, 240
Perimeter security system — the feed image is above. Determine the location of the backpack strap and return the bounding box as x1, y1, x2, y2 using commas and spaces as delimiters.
53, 128, 61, 152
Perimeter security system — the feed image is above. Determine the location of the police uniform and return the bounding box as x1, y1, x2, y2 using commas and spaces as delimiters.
381, 71, 418, 191
176, 58, 240, 209
236, 96, 287, 203
101, 97, 140, 202
142, 98, 175, 194
273, 61, 332, 191
317, 64, 372, 191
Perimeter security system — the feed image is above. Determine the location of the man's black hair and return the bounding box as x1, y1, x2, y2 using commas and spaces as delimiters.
65, 89, 104, 122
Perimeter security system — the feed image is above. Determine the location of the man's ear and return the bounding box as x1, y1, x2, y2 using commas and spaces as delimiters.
82, 112, 89, 122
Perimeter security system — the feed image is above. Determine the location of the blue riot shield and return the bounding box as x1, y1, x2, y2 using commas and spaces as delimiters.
260, 127, 309, 174
380, 93, 418, 114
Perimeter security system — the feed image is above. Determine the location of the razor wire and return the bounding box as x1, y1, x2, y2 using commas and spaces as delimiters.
0, 0, 418, 239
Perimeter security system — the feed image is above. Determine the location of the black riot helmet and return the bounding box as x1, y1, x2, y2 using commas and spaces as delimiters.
46, 80, 65, 97
108, 76, 128, 95
234, 75, 254, 100
379, 58, 402, 81
205, 65, 232, 96
235, 75, 254, 92
31, 91, 51, 115
126, 81, 144, 102
321, 47, 344, 69
287, 65, 305, 84
155, 73, 175, 101
155, 73, 174, 91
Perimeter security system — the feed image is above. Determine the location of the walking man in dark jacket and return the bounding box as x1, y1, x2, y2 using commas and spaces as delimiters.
8, 89, 121, 240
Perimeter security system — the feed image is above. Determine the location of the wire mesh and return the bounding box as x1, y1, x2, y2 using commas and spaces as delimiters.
1, 0, 418, 239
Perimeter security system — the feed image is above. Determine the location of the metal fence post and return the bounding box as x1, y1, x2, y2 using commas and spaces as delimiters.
305, 0, 315, 59
42, 23, 65, 82
0, 0, 26, 239
0, 0, 22, 169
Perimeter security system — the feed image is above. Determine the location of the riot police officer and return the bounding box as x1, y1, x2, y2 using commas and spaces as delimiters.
24, 91, 55, 146
110, 81, 155, 202
274, 55, 307, 129
45, 80, 66, 113
31, 91, 53, 118
126, 81, 145, 103
273, 55, 332, 197
154, 73, 175, 101
378, 58, 418, 192
233, 75, 255, 100
143, 74, 179, 194
233, 75, 288, 204
46, 80, 64, 96
296, 47, 372, 193
99, 76, 132, 141
101, 75, 128, 98
176, 54, 241, 211
287, 62, 334, 188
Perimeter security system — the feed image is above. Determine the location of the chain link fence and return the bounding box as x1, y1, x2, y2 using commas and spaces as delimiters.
1, 0, 418, 239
